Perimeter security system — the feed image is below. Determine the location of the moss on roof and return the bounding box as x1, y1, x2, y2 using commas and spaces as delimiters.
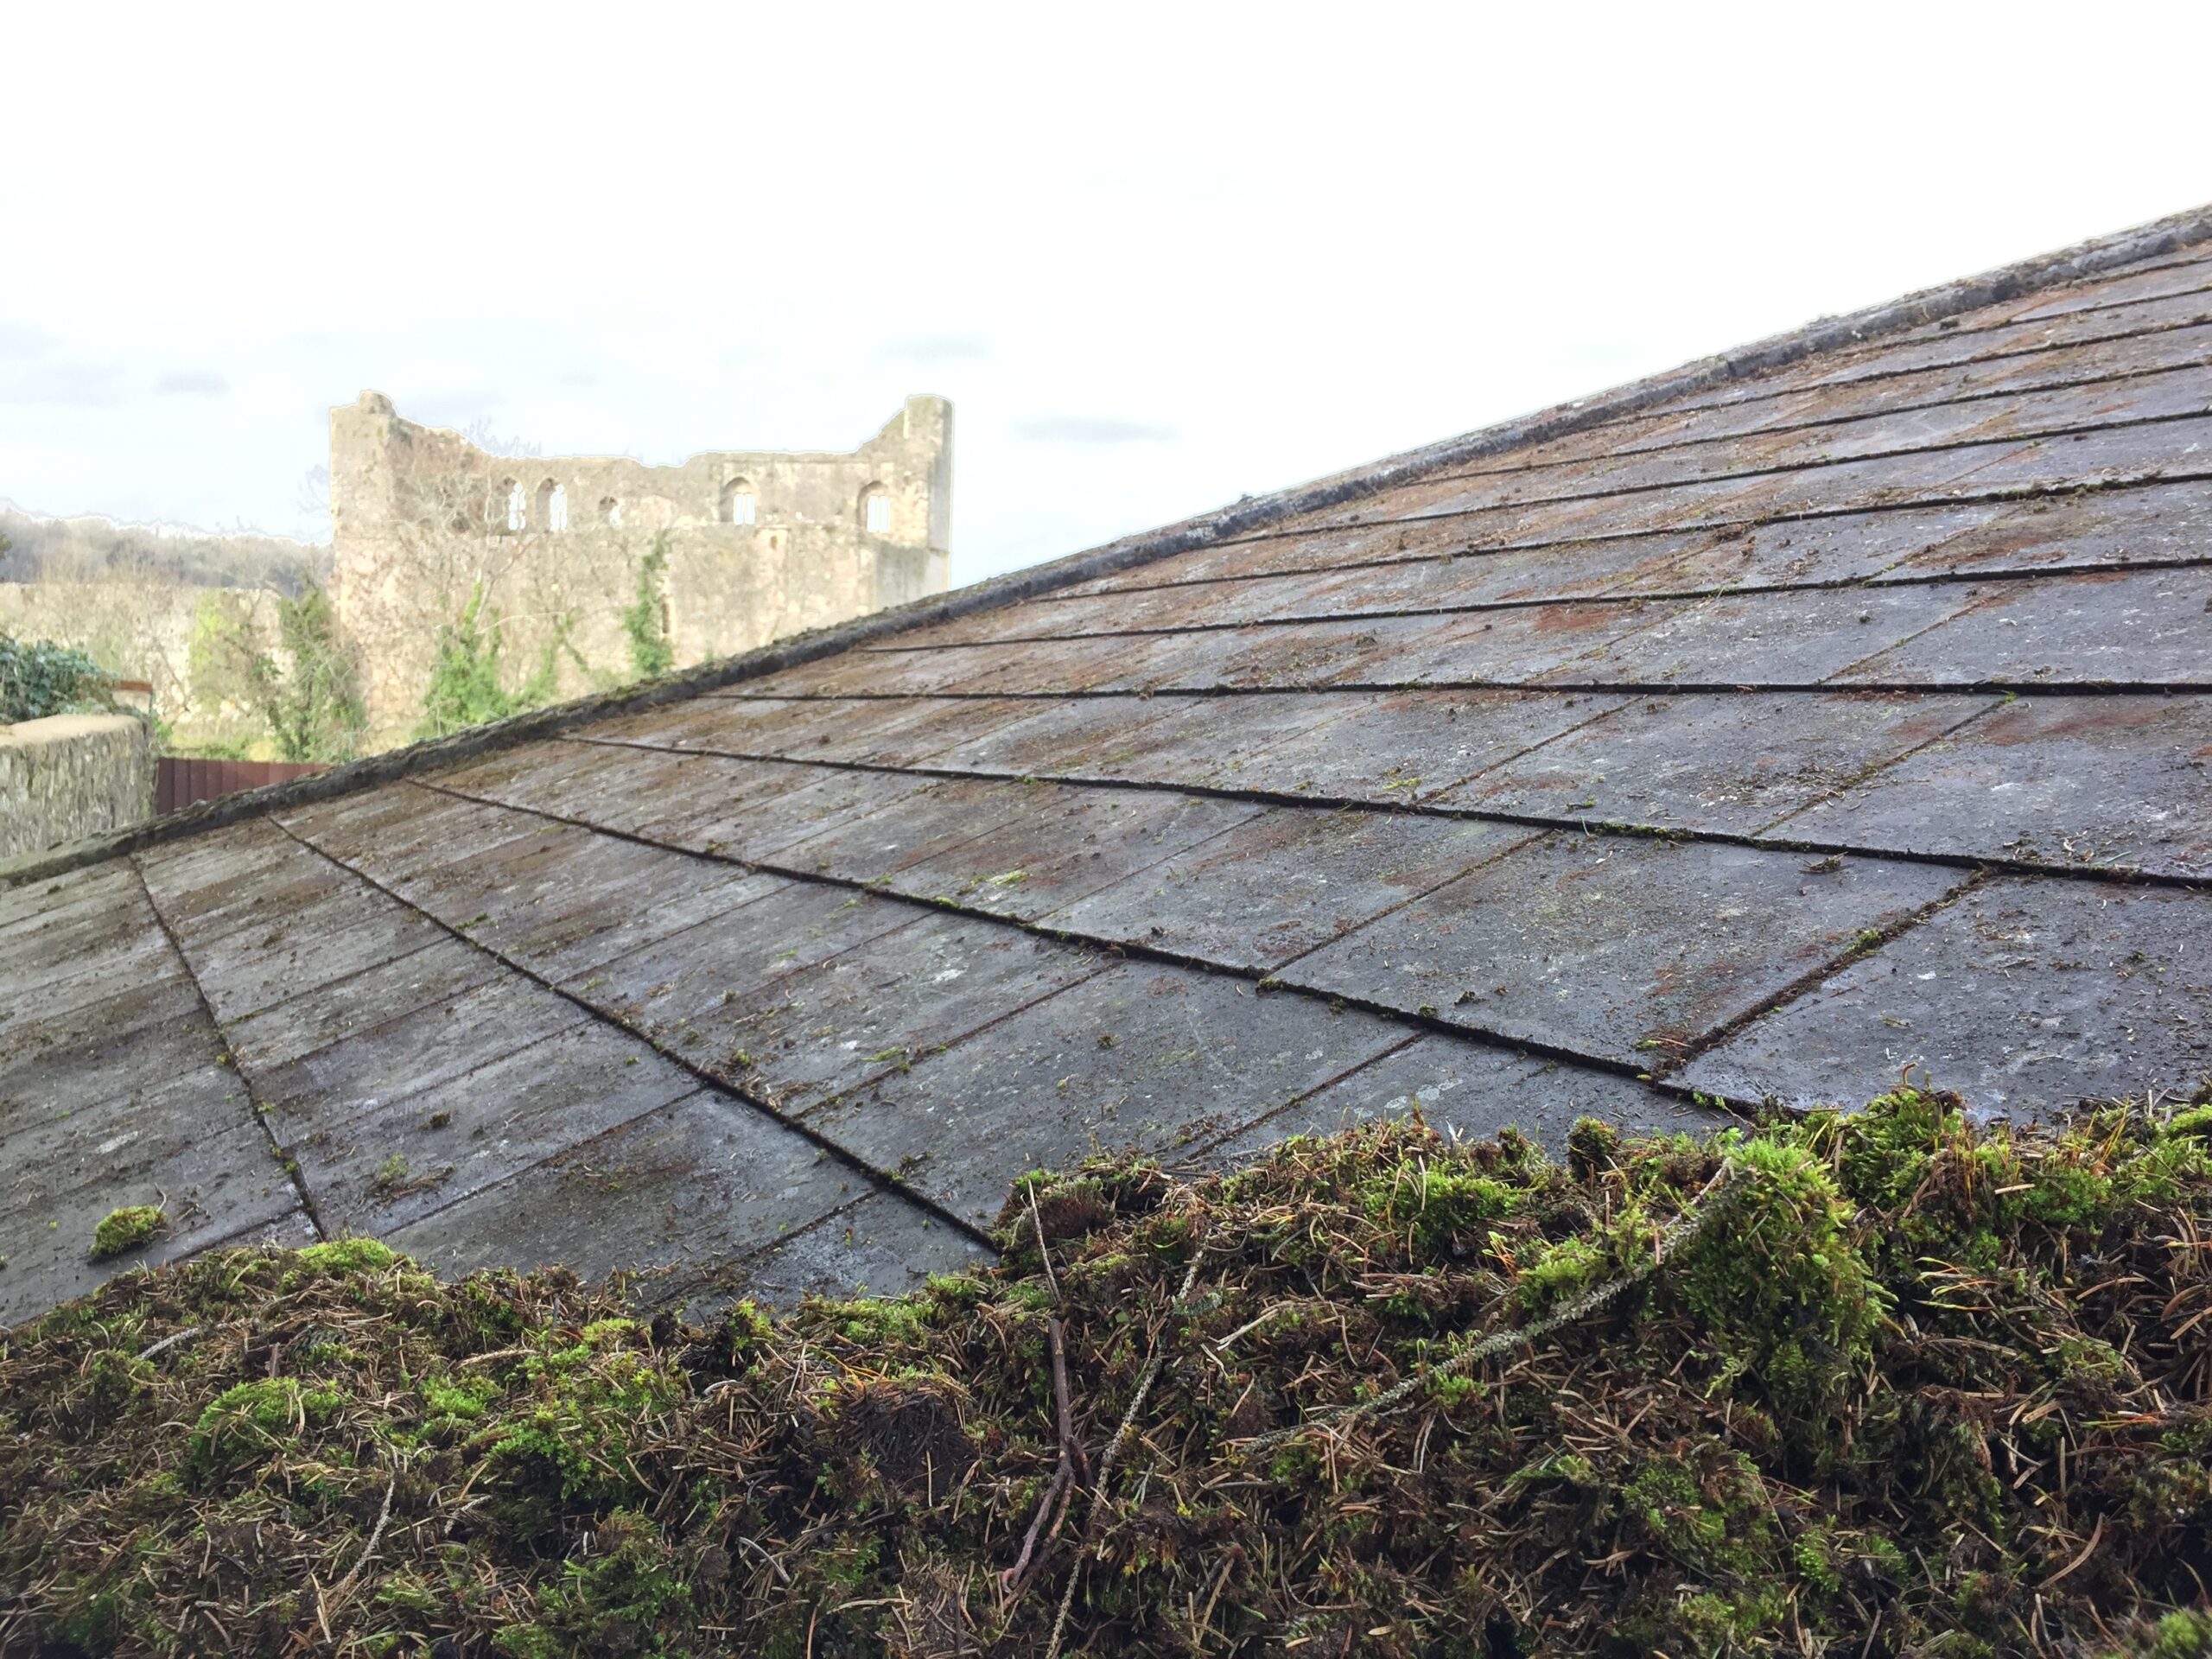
5, 1090, 2212, 1656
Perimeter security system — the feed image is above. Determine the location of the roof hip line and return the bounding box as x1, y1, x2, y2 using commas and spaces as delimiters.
127, 852, 331, 1243
266, 817, 1001, 1253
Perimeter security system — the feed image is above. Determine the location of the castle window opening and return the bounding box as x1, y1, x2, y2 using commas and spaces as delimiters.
860, 484, 891, 536
534, 479, 564, 531
503, 480, 525, 533
721, 479, 757, 526
601, 497, 622, 526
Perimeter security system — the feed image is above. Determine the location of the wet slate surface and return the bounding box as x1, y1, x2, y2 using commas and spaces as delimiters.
1188, 690, 1630, 803
2, 1065, 267, 1222
874, 786, 1264, 921
715, 1192, 992, 1311
1896, 480, 2212, 578
1280, 834, 1967, 1065
334, 794, 791, 982
0, 859, 135, 932
0, 931, 297, 1325
1204, 1033, 1732, 1165
800, 696, 1046, 767
769, 775, 1067, 880
250, 971, 588, 1143
158, 879, 446, 1027
1546, 582, 1984, 687
0, 915, 183, 1043
382, 1090, 893, 1301
1682, 879, 2212, 1117
1836, 567, 2212, 686
616, 909, 1109, 1115
1773, 694, 2212, 876
1434, 691, 2000, 834
0, 976, 212, 1141
916, 531, 1724, 644
2, 1173, 308, 1329
566, 751, 826, 851
1515, 329, 2212, 472
1016, 694, 1347, 791
221, 938, 499, 1073
277, 786, 544, 891
921, 694, 1203, 779
1046, 809, 1536, 971
1634, 504, 2011, 592
287, 1019, 703, 1239
804, 961, 1412, 1228
711, 766, 946, 863
556, 883, 923, 1033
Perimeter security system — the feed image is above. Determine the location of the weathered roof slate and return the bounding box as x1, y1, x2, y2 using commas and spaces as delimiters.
6, 210, 2212, 1325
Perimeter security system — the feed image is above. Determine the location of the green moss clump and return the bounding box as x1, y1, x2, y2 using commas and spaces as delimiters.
296, 1236, 399, 1276
88, 1205, 167, 1262
1676, 1132, 1889, 1457
2125, 1609, 2212, 1659
494, 1510, 694, 1657
188, 1378, 349, 1484
489, 1339, 683, 1509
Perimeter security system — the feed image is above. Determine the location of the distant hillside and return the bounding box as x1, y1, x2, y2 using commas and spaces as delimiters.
0, 501, 331, 596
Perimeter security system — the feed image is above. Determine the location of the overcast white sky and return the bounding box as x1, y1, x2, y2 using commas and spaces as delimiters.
3, 2, 2208, 588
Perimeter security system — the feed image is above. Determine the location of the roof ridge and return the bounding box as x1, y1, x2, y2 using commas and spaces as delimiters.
9, 200, 2208, 888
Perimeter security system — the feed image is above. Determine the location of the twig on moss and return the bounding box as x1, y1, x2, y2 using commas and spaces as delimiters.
1232, 1158, 1743, 1456
135, 1324, 205, 1363
1002, 1314, 1083, 1599
322, 1473, 396, 1621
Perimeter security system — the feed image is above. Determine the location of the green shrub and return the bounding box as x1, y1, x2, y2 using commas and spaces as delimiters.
0, 633, 112, 723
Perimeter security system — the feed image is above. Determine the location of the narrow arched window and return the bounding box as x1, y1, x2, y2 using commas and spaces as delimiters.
600, 496, 622, 526
503, 480, 525, 533
534, 479, 563, 531
859, 483, 890, 536
721, 478, 757, 525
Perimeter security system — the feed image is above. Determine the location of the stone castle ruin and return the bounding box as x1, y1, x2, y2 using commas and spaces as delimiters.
330, 392, 952, 740
0, 394, 951, 752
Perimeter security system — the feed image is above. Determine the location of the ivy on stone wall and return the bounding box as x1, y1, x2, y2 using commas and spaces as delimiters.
258, 587, 368, 763
189, 585, 366, 763
0, 633, 115, 725
621, 532, 674, 679
414, 587, 595, 742
416, 583, 518, 741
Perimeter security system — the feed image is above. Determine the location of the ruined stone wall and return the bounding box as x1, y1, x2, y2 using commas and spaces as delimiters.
0, 713, 155, 860
328, 393, 952, 741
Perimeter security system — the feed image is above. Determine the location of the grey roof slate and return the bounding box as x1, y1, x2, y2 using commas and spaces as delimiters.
6, 207, 2212, 1325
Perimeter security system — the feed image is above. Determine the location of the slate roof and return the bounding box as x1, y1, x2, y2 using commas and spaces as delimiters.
7, 207, 2212, 1325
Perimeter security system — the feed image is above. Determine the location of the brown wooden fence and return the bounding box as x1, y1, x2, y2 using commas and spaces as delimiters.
156, 757, 327, 816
